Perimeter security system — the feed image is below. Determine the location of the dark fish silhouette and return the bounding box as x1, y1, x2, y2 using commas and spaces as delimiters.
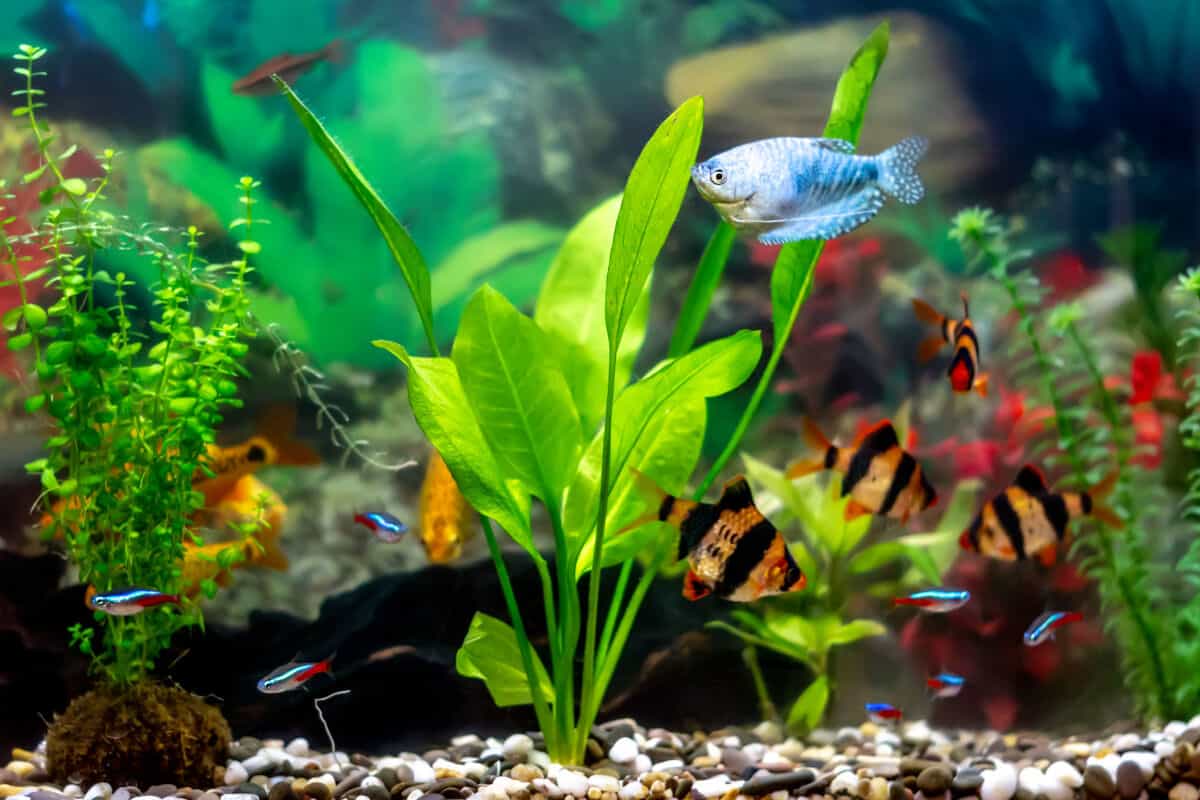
232, 40, 344, 96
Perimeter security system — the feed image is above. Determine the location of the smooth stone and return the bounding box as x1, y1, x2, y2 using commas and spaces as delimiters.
531, 779, 563, 799
1084, 765, 1116, 798
917, 767, 953, 795
235, 784, 266, 800
953, 769, 985, 796
741, 770, 818, 796
720, 749, 753, 775
555, 771, 589, 798
1114, 737, 1141, 754
226, 767, 250, 788
503, 736, 534, 761
304, 784, 332, 800
85, 786, 113, 800
903, 762, 940, 778
869, 778, 890, 800
588, 777, 620, 794
1046, 763, 1082, 789
1168, 785, 1199, 800
1125, 753, 1160, 779
608, 740, 639, 766
981, 764, 1018, 800
334, 772, 368, 796
1181, 730, 1200, 747
888, 782, 909, 800
618, 784, 646, 800
829, 772, 858, 795
268, 784, 297, 800
408, 763, 436, 785
1116, 762, 1145, 800
1019, 769, 1045, 796
223, 795, 259, 800
146, 789, 176, 799
112, 789, 133, 800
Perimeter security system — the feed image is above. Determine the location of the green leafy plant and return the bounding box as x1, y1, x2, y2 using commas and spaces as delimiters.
280, 21, 895, 763
1098, 223, 1188, 368
2, 45, 260, 685
709, 419, 974, 732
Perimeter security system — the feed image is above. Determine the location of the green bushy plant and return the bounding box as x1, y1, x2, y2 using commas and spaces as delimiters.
2, 45, 259, 686
279, 22, 894, 760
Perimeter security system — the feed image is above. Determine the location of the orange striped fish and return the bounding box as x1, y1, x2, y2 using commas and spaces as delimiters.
787, 418, 938, 523
913, 293, 989, 397
418, 450, 475, 563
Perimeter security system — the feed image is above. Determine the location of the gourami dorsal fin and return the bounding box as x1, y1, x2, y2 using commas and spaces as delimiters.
813, 137, 855, 153
1013, 464, 1050, 495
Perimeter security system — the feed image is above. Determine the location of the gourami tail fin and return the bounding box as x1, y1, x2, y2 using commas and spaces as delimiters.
877, 136, 928, 204
787, 418, 832, 479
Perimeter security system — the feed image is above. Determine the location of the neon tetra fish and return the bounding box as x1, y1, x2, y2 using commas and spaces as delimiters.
960, 465, 1120, 567
787, 419, 938, 523
912, 293, 989, 397
354, 511, 409, 543
893, 588, 970, 613
418, 450, 475, 563
85, 586, 181, 616
866, 702, 903, 723
927, 671, 965, 699
256, 653, 336, 694
1023, 610, 1084, 646
232, 40, 345, 96
624, 470, 806, 602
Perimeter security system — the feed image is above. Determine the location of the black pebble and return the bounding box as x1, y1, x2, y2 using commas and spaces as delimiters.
741, 769, 819, 796
237, 783, 268, 800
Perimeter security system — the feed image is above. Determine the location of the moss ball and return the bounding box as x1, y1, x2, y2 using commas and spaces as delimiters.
46, 681, 231, 786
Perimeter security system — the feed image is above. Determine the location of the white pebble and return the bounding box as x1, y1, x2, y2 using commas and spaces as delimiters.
1157, 742, 1176, 757
1046, 762, 1082, 788
532, 779, 564, 799
743, 743, 767, 763
633, 754, 652, 774
830, 772, 859, 795
691, 777, 735, 799
529, 750, 552, 771
84, 784, 112, 800
981, 762, 1017, 800
760, 750, 793, 770
651, 759, 684, 771
312, 774, 337, 789
503, 734, 534, 759
608, 737, 639, 765
286, 738, 310, 757
1165, 722, 1187, 738
223, 762, 248, 786
476, 787, 506, 800
588, 775, 621, 793
1087, 754, 1120, 780
1124, 752, 1160, 778
1113, 734, 1141, 752
876, 744, 895, 756
1018, 767, 1044, 796
242, 754, 274, 776
355, 794, 369, 800
1062, 742, 1092, 759
720, 736, 741, 748
221, 795, 259, 800
407, 760, 436, 784
618, 782, 647, 800
452, 734, 484, 747
768, 792, 789, 800
361, 778, 386, 791
432, 758, 466, 777
875, 731, 901, 748
492, 777, 530, 794
903, 720, 932, 745
62, 787, 81, 799
556, 769, 590, 797
268, 778, 289, 788
461, 762, 489, 781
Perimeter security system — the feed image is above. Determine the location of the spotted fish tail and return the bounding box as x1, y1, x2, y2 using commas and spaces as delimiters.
877, 136, 928, 204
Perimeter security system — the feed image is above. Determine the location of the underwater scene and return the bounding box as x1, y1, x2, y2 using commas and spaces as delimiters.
2, 0, 1200, 797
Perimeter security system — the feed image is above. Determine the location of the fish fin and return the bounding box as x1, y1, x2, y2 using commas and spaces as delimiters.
786, 459, 825, 479
812, 137, 855, 153
974, 372, 990, 397
877, 135, 928, 204
324, 38, 346, 64
960, 291, 971, 319
911, 298, 944, 327
251, 528, 289, 571
617, 467, 670, 536
716, 475, 755, 511
1090, 470, 1118, 501
682, 569, 712, 601
1090, 504, 1123, 530
844, 500, 872, 521
1013, 464, 1050, 495
917, 335, 945, 363
756, 188, 885, 243
787, 418, 833, 478
1036, 545, 1058, 568
257, 405, 322, 467
855, 419, 899, 451
1087, 471, 1123, 529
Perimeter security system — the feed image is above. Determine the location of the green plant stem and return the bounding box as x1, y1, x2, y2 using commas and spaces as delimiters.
696, 265, 817, 497
742, 646, 778, 722
598, 559, 633, 662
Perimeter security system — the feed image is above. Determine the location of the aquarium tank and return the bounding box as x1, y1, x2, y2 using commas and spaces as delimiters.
1, 0, 1199, 798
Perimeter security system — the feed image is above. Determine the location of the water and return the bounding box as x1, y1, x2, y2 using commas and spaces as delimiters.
0, 0, 1198, 778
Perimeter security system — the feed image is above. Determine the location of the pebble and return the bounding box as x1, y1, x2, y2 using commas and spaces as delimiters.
1125, 753, 1160, 779
1045, 763, 1082, 790
609, 740, 639, 766
303, 782, 332, 800
1116, 762, 1146, 800
286, 741, 310, 758
268, 783, 296, 800
226, 766, 250, 788
223, 795, 260, 800
952, 769, 984, 796
1084, 765, 1116, 798
1168, 785, 1199, 800
556, 771, 589, 798
917, 767, 953, 795
868, 777, 889, 800
503, 736, 534, 761
588, 777, 620, 794
617, 784, 646, 800
741, 770, 818, 796
829, 772, 858, 795
981, 764, 1017, 800
84, 785, 112, 800
112, 789, 132, 800
235, 785, 266, 800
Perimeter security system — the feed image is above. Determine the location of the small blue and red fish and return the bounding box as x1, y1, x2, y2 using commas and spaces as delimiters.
256, 653, 336, 694
692, 136, 928, 244
893, 588, 971, 613
354, 511, 409, 543
85, 586, 181, 616
1023, 611, 1084, 646
866, 702, 903, 724
926, 671, 965, 699
788, 419, 938, 523
912, 293, 989, 397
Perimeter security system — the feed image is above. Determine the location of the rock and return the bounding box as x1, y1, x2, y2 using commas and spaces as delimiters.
112, 789, 133, 800
1168, 785, 1198, 800
917, 767, 953, 795
503, 736, 534, 761
618, 784, 647, 800
888, 781, 909, 800
226, 765, 250, 787
243, 756, 276, 778
556, 771, 589, 797
953, 769, 985, 796
511, 765, 543, 783
1181, 730, 1200, 747
609, 740, 639, 766
1113, 737, 1141, 754
1084, 765, 1116, 798
269, 783, 298, 800
1125, 753, 1160, 779
304, 783, 332, 800
1046, 763, 1082, 790
741, 770, 818, 796
1116, 762, 1145, 800
1018, 769, 1044, 797
334, 771, 368, 796
588, 777, 620, 794
146, 788, 176, 799
753, 722, 784, 745
720, 749, 753, 775
869, 777, 889, 800
236, 784, 267, 800
981, 764, 1018, 800
85, 785, 113, 800
760, 751, 793, 772
286, 741, 310, 758
830, 772, 858, 795
903, 761, 940, 778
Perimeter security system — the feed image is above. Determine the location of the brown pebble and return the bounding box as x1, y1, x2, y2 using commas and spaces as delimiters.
1169, 785, 1199, 800
304, 783, 332, 800
269, 782, 298, 800
1117, 762, 1147, 800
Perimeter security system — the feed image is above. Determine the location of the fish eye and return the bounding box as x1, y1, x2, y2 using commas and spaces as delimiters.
710, 168, 727, 185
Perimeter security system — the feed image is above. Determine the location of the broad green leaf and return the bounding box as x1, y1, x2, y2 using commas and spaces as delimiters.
770, 21, 889, 343
573, 396, 706, 579
605, 96, 703, 348
668, 221, 736, 358
432, 220, 565, 311
786, 675, 829, 733
563, 330, 762, 556
201, 59, 287, 175
896, 478, 980, 585
279, 78, 438, 353
706, 619, 814, 667
374, 340, 533, 550
455, 612, 553, 707
452, 286, 582, 502
826, 618, 887, 646
848, 541, 909, 575
535, 195, 650, 431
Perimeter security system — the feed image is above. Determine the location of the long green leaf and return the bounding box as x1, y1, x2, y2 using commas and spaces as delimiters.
373, 340, 533, 549
456, 611, 554, 707
452, 286, 583, 502
668, 222, 735, 358
604, 96, 704, 347
786, 675, 829, 733
535, 196, 650, 431
278, 77, 438, 354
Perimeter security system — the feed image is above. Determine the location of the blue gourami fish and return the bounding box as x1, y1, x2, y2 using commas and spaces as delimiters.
865, 702, 903, 724
85, 586, 181, 616
691, 135, 928, 244
257, 654, 336, 694
892, 588, 971, 613
926, 671, 965, 699
1023, 611, 1084, 647
354, 511, 409, 543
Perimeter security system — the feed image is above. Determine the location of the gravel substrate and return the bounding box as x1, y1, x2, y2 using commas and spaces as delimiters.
5, 717, 1200, 800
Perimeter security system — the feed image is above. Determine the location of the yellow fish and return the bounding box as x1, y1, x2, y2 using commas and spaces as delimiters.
418, 450, 474, 563
183, 473, 290, 595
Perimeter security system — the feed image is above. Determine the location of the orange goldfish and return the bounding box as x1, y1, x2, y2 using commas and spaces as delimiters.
418, 450, 475, 563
